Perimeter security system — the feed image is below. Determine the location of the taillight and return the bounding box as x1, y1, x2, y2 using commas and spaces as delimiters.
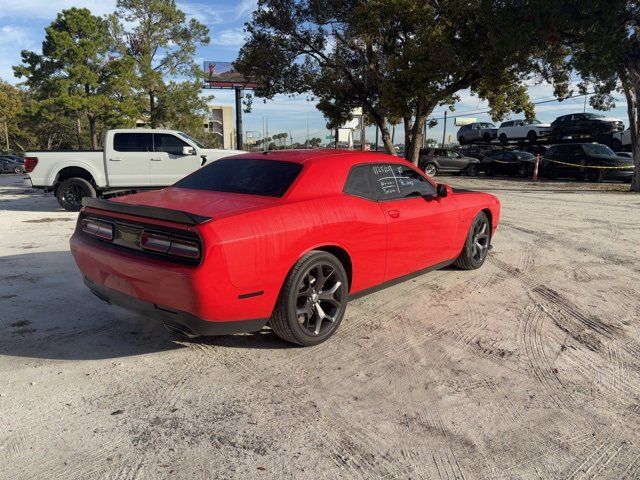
141, 230, 200, 260
24, 157, 38, 173
81, 218, 114, 241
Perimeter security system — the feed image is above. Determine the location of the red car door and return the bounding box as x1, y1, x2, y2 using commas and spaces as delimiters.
369, 163, 459, 282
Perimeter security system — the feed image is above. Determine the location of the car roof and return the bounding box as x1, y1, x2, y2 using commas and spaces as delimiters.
229, 149, 411, 167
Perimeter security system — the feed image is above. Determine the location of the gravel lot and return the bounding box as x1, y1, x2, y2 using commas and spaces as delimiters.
1, 173, 639, 479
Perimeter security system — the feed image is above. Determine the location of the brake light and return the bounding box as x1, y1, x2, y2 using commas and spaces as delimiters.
141, 230, 200, 260
81, 218, 114, 241
24, 157, 38, 173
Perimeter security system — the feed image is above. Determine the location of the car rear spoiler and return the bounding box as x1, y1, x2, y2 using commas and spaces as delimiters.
82, 198, 212, 226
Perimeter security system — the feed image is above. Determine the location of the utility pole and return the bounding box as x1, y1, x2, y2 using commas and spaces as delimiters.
3, 120, 9, 151
584, 94, 588, 113
234, 87, 243, 150
375, 126, 379, 151
441, 110, 448, 147
306, 116, 309, 148
361, 115, 366, 151
334, 128, 339, 149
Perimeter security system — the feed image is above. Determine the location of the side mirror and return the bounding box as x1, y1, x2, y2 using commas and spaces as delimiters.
182, 146, 196, 155
436, 183, 448, 198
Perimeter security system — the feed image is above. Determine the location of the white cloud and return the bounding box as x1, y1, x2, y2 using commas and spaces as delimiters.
0, 0, 116, 19
177, 2, 223, 26
212, 28, 246, 47
235, 0, 256, 19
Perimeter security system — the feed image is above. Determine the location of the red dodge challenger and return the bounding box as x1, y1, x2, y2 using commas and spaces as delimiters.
70, 150, 500, 346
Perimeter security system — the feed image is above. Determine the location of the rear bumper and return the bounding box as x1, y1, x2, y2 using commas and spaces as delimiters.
85, 276, 268, 337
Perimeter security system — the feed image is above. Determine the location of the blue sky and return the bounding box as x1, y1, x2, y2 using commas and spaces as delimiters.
0, 0, 631, 145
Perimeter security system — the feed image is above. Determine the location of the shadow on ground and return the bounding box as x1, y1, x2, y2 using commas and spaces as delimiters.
0, 251, 290, 361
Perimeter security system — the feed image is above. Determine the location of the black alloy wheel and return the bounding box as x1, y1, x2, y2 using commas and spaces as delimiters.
55, 177, 96, 211
527, 130, 537, 142
454, 212, 491, 270
466, 164, 479, 176
271, 251, 348, 346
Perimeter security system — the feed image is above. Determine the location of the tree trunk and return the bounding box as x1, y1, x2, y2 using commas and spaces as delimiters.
149, 91, 157, 128
406, 100, 436, 165
75, 114, 82, 150
620, 64, 640, 192
362, 105, 397, 155
88, 115, 98, 150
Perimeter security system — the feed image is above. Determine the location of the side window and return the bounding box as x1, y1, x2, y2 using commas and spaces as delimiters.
344, 164, 375, 200
154, 134, 190, 155
113, 133, 153, 152
370, 163, 436, 200
448, 150, 461, 158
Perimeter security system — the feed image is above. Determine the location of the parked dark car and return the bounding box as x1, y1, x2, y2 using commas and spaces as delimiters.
550, 113, 624, 140
418, 148, 481, 176
542, 143, 633, 182
482, 150, 537, 178
0, 156, 25, 174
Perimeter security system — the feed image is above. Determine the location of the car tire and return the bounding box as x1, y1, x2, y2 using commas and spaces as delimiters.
454, 212, 491, 270
611, 138, 622, 151
545, 163, 558, 180
55, 177, 97, 212
458, 136, 466, 145
466, 164, 479, 176
518, 163, 532, 178
498, 134, 508, 145
527, 130, 537, 143
270, 250, 349, 346
14, 166, 23, 174
424, 163, 438, 177
587, 169, 604, 183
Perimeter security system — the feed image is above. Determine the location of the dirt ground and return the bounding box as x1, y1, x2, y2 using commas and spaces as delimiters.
1, 173, 639, 480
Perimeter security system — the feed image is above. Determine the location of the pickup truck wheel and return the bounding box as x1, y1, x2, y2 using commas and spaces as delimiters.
271, 251, 348, 346
454, 212, 491, 270
466, 164, 479, 176
56, 177, 96, 211
527, 130, 538, 142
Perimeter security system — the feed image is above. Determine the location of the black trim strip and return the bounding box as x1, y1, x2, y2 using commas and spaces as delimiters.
238, 291, 264, 299
83, 197, 211, 225
349, 259, 455, 300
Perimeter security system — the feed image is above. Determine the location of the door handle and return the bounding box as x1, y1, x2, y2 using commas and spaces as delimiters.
387, 209, 400, 218
109, 158, 122, 162
150, 157, 162, 161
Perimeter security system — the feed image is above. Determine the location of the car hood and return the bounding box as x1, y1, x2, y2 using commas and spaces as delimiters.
200, 149, 245, 158
112, 187, 280, 220
596, 117, 623, 123
589, 154, 634, 165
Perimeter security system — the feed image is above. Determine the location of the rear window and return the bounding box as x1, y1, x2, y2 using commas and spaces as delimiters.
174, 158, 303, 197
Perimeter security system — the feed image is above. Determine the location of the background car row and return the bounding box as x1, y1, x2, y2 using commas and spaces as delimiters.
420, 142, 634, 183
457, 113, 626, 145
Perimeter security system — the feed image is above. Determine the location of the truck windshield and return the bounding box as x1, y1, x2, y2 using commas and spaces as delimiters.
178, 132, 207, 149
174, 158, 303, 197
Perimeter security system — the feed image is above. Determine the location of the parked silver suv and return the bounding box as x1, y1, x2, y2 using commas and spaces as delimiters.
418, 148, 481, 177
457, 122, 498, 144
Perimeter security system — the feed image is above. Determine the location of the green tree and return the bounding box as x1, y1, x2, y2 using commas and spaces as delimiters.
0, 80, 23, 152
109, 0, 210, 128
14, 8, 140, 149
236, 0, 562, 164
548, 0, 640, 191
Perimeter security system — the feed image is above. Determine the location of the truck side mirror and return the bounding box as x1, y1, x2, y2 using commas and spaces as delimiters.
436, 183, 448, 198
182, 146, 196, 155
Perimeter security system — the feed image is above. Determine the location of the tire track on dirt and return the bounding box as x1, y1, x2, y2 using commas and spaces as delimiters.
519, 305, 570, 408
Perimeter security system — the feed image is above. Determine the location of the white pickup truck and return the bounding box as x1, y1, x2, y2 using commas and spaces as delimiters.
24, 129, 244, 211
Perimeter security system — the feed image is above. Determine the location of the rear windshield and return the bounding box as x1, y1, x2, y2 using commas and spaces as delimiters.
174, 158, 303, 197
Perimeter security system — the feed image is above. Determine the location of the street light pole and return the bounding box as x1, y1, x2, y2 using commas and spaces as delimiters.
442, 110, 448, 147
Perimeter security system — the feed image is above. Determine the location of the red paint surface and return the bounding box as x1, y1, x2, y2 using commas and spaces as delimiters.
70, 150, 501, 323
